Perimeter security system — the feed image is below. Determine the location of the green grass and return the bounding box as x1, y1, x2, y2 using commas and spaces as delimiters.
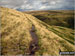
25, 10, 74, 29
48, 28, 74, 45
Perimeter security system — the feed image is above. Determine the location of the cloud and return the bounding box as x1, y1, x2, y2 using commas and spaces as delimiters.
50, 1, 56, 5
0, 0, 74, 11
40, 6, 47, 9
0, 0, 25, 9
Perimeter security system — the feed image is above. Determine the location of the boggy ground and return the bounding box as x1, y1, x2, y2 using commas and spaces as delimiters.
29, 25, 39, 55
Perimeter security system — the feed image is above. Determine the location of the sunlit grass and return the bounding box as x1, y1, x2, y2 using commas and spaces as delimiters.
1, 7, 74, 55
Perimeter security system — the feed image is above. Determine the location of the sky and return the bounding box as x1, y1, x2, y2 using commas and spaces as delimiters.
0, 0, 74, 11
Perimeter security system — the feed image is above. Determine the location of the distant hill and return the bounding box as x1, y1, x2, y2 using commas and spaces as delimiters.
1, 7, 75, 55
24, 10, 74, 29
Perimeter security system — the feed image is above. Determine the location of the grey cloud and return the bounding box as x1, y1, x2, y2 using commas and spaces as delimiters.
0, 0, 25, 9
0, 0, 74, 11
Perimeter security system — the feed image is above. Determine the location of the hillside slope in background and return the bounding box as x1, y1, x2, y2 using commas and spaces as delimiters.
25, 10, 74, 29
0, 7, 75, 55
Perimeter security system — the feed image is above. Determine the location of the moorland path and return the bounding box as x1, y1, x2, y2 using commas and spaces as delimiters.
29, 25, 39, 55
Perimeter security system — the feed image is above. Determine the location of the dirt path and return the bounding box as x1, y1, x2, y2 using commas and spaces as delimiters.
29, 25, 39, 55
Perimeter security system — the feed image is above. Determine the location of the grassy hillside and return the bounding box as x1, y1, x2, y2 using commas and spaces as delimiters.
1, 7, 75, 56
25, 10, 74, 29
1, 7, 32, 55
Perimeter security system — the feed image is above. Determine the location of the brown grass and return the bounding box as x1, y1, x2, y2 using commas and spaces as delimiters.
1, 7, 74, 55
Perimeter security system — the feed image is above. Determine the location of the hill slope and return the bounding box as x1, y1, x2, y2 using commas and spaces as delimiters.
25, 10, 74, 29
0, 7, 75, 55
